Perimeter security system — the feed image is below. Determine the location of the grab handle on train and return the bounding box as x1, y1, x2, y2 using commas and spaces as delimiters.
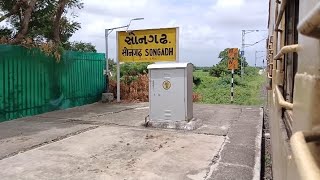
298, 2, 320, 39
275, 85, 293, 110
291, 131, 320, 180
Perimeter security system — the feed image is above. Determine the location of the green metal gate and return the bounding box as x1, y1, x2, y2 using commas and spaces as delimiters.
0, 45, 106, 122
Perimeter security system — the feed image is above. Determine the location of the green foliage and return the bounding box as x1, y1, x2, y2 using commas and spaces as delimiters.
216, 75, 245, 87
0, 27, 13, 37
244, 66, 258, 76
59, 19, 81, 44
194, 66, 211, 72
209, 48, 248, 77
0, 0, 83, 45
121, 75, 138, 85
120, 63, 150, 77
209, 64, 228, 77
193, 69, 264, 105
193, 71, 219, 89
64, 41, 96, 52
117, 63, 203, 87
193, 76, 202, 86
108, 58, 116, 73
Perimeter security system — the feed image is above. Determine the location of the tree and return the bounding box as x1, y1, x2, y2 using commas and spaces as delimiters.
209, 64, 228, 77
0, 0, 25, 23
0, 0, 83, 45
209, 48, 248, 77
0, 27, 12, 37
52, 0, 68, 43
108, 58, 116, 72
13, 0, 38, 44
64, 41, 97, 52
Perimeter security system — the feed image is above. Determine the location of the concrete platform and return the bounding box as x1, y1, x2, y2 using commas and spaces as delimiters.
0, 103, 263, 180
146, 118, 203, 130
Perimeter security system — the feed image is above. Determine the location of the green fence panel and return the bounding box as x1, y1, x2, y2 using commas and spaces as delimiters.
0, 45, 106, 122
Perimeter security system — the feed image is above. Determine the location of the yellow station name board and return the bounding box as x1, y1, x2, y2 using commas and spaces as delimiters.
117, 27, 178, 62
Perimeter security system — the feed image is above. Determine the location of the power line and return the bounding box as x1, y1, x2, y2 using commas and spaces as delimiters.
244, 37, 267, 48
241, 30, 267, 77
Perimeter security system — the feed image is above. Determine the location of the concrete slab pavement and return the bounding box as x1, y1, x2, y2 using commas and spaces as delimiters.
0, 102, 147, 160
0, 126, 225, 180
0, 117, 96, 160
0, 103, 263, 180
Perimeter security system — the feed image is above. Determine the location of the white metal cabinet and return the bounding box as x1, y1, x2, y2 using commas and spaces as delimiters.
148, 63, 193, 122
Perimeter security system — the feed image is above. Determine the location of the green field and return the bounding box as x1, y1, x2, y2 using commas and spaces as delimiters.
193, 68, 265, 105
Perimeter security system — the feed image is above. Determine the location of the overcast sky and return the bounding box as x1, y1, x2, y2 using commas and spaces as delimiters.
71, 0, 269, 66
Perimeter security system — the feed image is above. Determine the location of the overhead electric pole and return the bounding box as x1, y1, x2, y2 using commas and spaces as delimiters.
255, 51, 265, 67
241, 30, 245, 77
241, 30, 267, 77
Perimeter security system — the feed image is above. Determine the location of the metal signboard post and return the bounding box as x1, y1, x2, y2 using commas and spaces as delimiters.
116, 27, 179, 102
105, 18, 144, 93
228, 48, 239, 103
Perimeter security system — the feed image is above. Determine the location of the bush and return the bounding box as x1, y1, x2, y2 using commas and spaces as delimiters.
244, 66, 259, 77
209, 64, 228, 77
120, 63, 150, 77
109, 74, 149, 102
193, 76, 202, 86
109, 74, 203, 103
193, 93, 202, 102
193, 70, 264, 105
215, 75, 246, 87
193, 66, 211, 72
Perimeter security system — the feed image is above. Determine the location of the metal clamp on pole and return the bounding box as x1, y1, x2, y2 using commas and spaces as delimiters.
275, 85, 293, 110
297, 2, 320, 39
291, 131, 320, 180
274, 44, 299, 60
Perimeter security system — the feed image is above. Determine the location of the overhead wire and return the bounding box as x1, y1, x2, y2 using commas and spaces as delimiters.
244, 37, 267, 48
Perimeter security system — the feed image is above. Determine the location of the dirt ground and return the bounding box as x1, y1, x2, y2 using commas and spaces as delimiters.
261, 83, 273, 180
262, 109, 273, 180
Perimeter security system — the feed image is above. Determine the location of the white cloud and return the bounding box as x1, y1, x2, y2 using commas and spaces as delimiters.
216, 0, 244, 7
70, 0, 269, 66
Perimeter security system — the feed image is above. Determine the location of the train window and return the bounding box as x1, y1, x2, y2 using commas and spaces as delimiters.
283, 0, 299, 137
284, 0, 299, 103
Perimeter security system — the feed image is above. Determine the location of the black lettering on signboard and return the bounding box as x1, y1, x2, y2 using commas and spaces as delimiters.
147, 35, 159, 44
144, 48, 174, 56
160, 34, 168, 44
121, 47, 143, 57
125, 36, 138, 45
124, 33, 170, 45
147, 35, 154, 43
154, 35, 159, 44
138, 36, 148, 44
122, 47, 129, 56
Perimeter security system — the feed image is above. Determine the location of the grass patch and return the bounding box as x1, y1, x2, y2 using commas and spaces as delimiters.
193, 69, 264, 106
